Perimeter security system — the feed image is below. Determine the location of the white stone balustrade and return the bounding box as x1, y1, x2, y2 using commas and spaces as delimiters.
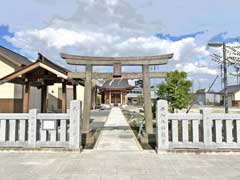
157, 100, 240, 152
0, 100, 82, 150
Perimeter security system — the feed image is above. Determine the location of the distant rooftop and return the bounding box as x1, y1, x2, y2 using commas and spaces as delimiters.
0, 45, 32, 66
219, 85, 240, 94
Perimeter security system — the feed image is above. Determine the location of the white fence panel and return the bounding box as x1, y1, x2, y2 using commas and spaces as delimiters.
157, 100, 240, 152
0, 100, 82, 150
192, 119, 199, 143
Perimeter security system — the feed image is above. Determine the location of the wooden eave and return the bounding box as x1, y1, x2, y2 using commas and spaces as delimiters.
0, 61, 86, 87
1, 61, 68, 81
99, 86, 135, 91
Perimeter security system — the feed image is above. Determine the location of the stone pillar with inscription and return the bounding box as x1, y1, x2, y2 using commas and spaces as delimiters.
156, 100, 169, 152
202, 109, 212, 148
69, 100, 82, 150
28, 109, 38, 148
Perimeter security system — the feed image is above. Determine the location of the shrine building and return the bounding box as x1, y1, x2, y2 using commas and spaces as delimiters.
99, 78, 134, 105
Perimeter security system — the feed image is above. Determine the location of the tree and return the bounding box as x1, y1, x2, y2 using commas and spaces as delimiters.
157, 70, 193, 112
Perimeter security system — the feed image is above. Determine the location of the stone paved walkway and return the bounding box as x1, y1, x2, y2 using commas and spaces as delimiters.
1, 151, 240, 180
94, 107, 141, 151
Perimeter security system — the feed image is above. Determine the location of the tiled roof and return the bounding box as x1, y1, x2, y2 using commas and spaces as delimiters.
219, 85, 240, 94
37, 53, 70, 75
0, 46, 32, 66
102, 78, 134, 90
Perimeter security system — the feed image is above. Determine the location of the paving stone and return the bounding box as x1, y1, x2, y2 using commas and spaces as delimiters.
94, 107, 141, 151
0, 152, 240, 180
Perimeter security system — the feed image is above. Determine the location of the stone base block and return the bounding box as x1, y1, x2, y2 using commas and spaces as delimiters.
139, 133, 156, 144
82, 133, 95, 146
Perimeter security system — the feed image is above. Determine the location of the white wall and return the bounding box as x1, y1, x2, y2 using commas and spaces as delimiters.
29, 87, 41, 110
0, 59, 16, 99
234, 91, 240, 101
48, 83, 84, 112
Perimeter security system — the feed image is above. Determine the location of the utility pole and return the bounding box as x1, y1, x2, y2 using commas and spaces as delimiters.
223, 43, 228, 113
208, 42, 228, 113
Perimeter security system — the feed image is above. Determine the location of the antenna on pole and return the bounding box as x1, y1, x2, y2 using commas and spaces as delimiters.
208, 42, 240, 113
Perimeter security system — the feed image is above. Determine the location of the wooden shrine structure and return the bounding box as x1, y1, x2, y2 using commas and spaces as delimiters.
99, 78, 134, 105
61, 53, 173, 134
0, 53, 84, 113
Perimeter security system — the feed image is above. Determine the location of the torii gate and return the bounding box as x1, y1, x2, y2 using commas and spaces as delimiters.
61, 53, 173, 135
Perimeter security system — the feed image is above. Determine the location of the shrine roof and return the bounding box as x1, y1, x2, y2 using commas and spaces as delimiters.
101, 78, 134, 91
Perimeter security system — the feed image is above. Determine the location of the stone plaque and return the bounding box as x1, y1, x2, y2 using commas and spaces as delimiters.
42, 120, 56, 130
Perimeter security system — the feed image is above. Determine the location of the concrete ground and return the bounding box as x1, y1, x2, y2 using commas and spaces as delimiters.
94, 107, 141, 151
1, 151, 240, 180
1, 108, 240, 180
90, 110, 110, 130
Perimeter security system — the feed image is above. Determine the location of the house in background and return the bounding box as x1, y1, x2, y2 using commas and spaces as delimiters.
0, 46, 42, 112
195, 89, 221, 106
127, 86, 158, 105
219, 85, 240, 107
0, 46, 85, 113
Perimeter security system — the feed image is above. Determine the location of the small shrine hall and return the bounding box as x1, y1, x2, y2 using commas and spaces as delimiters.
99, 78, 134, 105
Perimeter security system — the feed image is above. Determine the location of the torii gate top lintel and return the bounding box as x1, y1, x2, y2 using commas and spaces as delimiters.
60, 53, 173, 66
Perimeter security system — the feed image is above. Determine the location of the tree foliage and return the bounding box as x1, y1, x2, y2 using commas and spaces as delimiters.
157, 70, 193, 112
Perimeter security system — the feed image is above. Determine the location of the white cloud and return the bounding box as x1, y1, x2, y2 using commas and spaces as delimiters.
6, 27, 210, 64
3, 0, 211, 64
175, 63, 218, 75
2, 0, 232, 91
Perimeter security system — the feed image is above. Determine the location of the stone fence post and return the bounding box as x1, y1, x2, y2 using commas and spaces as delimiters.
202, 109, 212, 148
69, 100, 82, 149
156, 100, 169, 152
28, 109, 38, 148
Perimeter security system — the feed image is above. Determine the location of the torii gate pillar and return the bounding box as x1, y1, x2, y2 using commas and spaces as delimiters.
143, 65, 153, 133
82, 64, 92, 133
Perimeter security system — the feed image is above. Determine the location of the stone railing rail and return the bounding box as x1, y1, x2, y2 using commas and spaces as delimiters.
157, 100, 240, 152
0, 100, 81, 150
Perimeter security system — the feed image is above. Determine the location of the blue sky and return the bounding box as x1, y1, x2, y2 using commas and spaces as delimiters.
0, 0, 240, 91
0, 25, 16, 50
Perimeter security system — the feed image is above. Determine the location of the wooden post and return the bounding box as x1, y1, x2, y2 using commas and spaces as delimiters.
73, 84, 77, 100
62, 81, 67, 113
143, 65, 153, 134
23, 81, 30, 113
41, 85, 47, 113
125, 92, 128, 105
82, 65, 92, 133
120, 91, 123, 104
95, 88, 98, 107
91, 87, 96, 109
102, 92, 105, 104
109, 92, 111, 105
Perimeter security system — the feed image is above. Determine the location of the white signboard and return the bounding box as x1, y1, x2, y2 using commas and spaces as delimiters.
42, 120, 56, 130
